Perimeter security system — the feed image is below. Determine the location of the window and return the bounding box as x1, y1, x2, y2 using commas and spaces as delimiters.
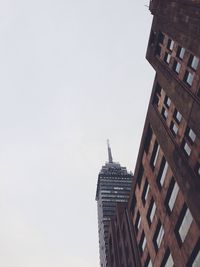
144, 255, 153, 267
182, 127, 195, 158
182, 140, 192, 157
142, 179, 150, 204
164, 96, 171, 108
184, 70, 194, 86
161, 107, 168, 120
164, 53, 171, 64
173, 109, 182, 124
165, 177, 179, 213
147, 198, 156, 225
135, 211, 141, 232
173, 60, 181, 74
186, 127, 196, 144
161, 248, 174, 267
188, 55, 199, 70
157, 157, 168, 189
153, 220, 164, 251
139, 232, 147, 254
175, 204, 193, 244
167, 39, 174, 51
187, 239, 200, 267
177, 46, 185, 59
150, 141, 160, 169
170, 121, 178, 136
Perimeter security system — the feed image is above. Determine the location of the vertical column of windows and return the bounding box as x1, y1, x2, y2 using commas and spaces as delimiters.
181, 127, 197, 158
161, 94, 171, 121
170, 108, 182, 137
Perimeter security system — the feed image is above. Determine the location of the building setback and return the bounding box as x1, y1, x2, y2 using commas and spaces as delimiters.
95, 141, 132, 267
107, 0, 200, 266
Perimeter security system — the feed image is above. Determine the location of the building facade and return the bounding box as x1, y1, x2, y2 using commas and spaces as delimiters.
107, 0, 200, 266
128, 0, 200, 266
107, 203, 141, 267
95, 141, 132, 267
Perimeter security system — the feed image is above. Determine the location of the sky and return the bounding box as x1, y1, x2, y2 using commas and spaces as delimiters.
0, 0, 154, 266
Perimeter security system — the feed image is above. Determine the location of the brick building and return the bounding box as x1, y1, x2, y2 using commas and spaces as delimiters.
107, 0, 200, 266
129, 0, 200, 266
107, 203, 141, 267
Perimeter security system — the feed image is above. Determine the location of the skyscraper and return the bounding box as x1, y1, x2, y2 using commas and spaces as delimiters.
95, 141, 132, 267
129, 1, 200, 266
107, 0, 200, 266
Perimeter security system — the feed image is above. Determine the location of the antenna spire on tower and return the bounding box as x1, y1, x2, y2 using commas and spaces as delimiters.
107, 139, 113, 163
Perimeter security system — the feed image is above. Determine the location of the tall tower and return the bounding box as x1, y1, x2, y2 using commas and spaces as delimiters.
95, 141, 132, 267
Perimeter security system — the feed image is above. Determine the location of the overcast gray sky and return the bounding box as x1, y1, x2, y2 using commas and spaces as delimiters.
0, 0, 154, 266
